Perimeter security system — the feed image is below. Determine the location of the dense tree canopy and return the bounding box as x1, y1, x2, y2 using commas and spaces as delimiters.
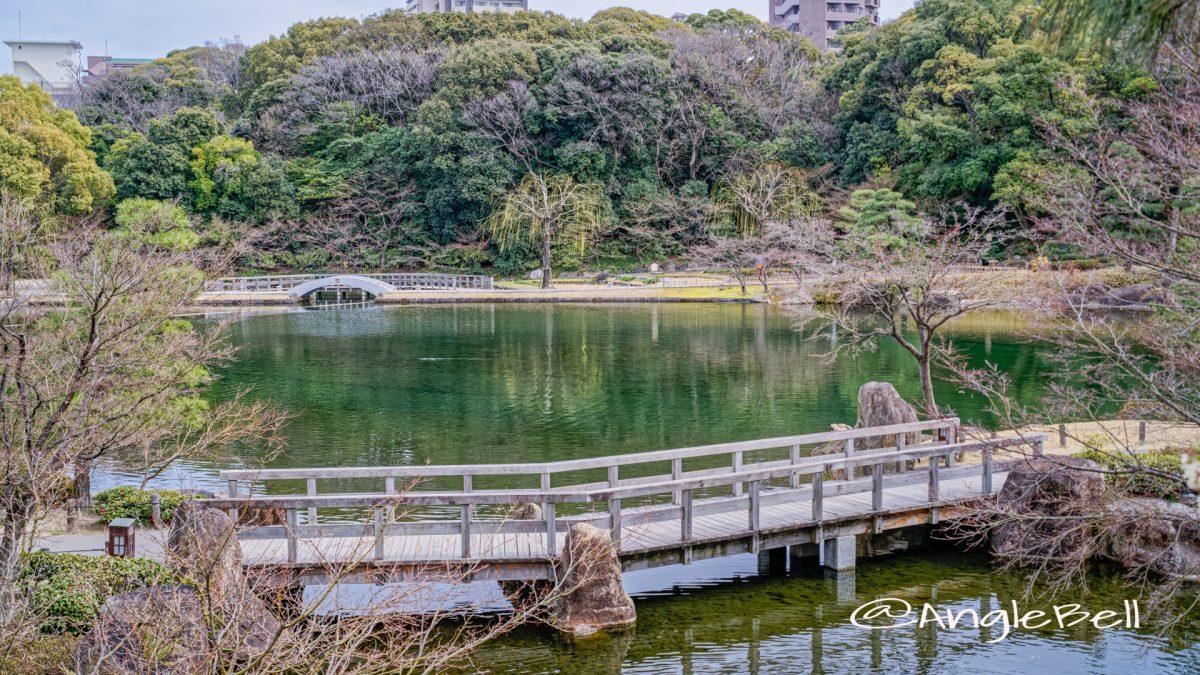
39, 2, 1159, 272
0, 76, 114, 214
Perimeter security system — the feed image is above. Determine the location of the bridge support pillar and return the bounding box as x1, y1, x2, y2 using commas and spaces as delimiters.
825, 534, 857, 572
757, 547, 787, 576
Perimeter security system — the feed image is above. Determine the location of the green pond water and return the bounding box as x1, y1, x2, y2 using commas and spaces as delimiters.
105, 303, 1195, 673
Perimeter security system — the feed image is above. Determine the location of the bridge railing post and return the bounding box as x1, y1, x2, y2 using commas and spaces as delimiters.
872, 463, 884, 511
374, 507, 385, 560
461, 503, 472, 559
732, 450, 743, 496
844, 438, 855, 479
789, 444, 801, 489
671, 459, 682, 504
608, 465, 621, 547
681, 489, 693, 543
226, 479, 239, 521
544, 502, 556, 556
306, 479, 317, 525
982, 446, 993, 494
812, 470, 824, 521
928, 456, 940, 501
286, 508, 298, 563
748, 480, 761, 532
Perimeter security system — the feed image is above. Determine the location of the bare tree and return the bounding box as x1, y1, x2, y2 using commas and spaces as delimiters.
0, 219, 284, 623
941, 66, 1200, 633
263, 49, 440, 152
813, 208, 1013, 415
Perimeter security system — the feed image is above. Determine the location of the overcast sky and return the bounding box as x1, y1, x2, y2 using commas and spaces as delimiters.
3, 1, 916, 73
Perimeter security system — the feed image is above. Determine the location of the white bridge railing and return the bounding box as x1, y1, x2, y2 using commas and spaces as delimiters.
206, 419, 1048, 565
205, 273, 493, 294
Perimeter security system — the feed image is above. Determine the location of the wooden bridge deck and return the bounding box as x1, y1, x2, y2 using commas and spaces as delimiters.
207, 419, 1046, 582
237, 471, 1005, 568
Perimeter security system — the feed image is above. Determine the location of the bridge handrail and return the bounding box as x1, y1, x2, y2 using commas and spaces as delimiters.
204, 272, 494, 293
207, 434, 1043, 510
211, 433, 1047, 564
219, 418, 960, 483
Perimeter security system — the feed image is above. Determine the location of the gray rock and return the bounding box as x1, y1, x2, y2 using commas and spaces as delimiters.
74, 585, 209, 674
1104, 498, 1200, 580
549, 523, 636, 638
990, 457, 1107, 563
529, 269, 544, 280
856, 382, 922, 450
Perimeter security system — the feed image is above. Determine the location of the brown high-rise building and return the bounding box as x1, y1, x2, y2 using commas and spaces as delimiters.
769, 0, 880, 49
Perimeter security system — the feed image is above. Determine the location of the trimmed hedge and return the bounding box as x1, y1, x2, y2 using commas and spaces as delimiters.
19, 551, 174, 633
90, 486, 205, 524
1077, 448, 1187, 501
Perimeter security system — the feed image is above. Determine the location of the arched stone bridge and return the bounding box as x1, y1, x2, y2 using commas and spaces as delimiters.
205, 273, 493, 299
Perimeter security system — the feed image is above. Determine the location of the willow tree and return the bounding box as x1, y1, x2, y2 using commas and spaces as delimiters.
487, 173, 608, 288
710, 162, 820, 236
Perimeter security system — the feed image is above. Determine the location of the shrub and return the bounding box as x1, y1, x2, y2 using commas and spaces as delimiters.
90, 486, 204, 524
1077, 447, 1186, 501
19, 551, 174, 633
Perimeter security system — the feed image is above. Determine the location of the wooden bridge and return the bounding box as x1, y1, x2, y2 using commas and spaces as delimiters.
204, 273, 494, 299
207, 419, 1046, 584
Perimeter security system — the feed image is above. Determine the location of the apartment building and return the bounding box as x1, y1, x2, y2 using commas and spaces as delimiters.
770, 0, 880, 49
84, 55, 153, 85
406, 0, 528, 13
4, 39, 82, 105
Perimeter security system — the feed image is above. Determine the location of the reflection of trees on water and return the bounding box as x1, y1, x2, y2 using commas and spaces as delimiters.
212, 305, 1055, 488
470, 554, 1197, 674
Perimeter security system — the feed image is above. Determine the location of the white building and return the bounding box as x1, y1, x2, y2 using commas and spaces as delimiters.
5, 39, 82, 106
407, 0, 528, 13
769, 0, 880, 49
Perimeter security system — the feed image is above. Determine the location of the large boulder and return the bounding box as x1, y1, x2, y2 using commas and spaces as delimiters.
990, 457, 1108, 563
1103, 498, 1200, 580
168, 500, 245, 605
549, 523, 636, 639
75, 585, 208, 674
856, 382, 922, 449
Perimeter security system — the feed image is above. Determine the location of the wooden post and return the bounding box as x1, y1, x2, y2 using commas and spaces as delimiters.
149, 493, 162, 529
681, 489, 693, 542
306, 479, 318, 525
374, 508, 385, 560
928, 458, 940, 501
671, 459, 682, 504
286, 508, 298, 563
1139, 420, 1147, 444
386, 473, 396, 521
732, 450, 744, 496
545, 503, 556, 556
789, 444, 801, 488
895, 434, 906, 474
226, 480, 239, 521
749, 481, 761, 532
1059, 423, 1068, 448
461, 504, 472, 558
982, 447, 993, 494
608, 465, 621, 546
540, 471, 551, 492
812, 471, 824, 521
872, 463, 884, 511
1034, 438, 1045, 458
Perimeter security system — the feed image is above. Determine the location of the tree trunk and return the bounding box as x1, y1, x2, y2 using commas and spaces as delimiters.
541, 225, 553, 290
74, 462, 93, 509
918, 357, 938, 417
0, 497, 33, 624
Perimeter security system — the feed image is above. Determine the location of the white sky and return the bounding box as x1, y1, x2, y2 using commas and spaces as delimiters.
3, 1, 916, 74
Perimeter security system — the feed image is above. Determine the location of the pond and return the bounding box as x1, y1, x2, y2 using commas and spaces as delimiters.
102, 303, 1194, 673
110, 303, 1054, 490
